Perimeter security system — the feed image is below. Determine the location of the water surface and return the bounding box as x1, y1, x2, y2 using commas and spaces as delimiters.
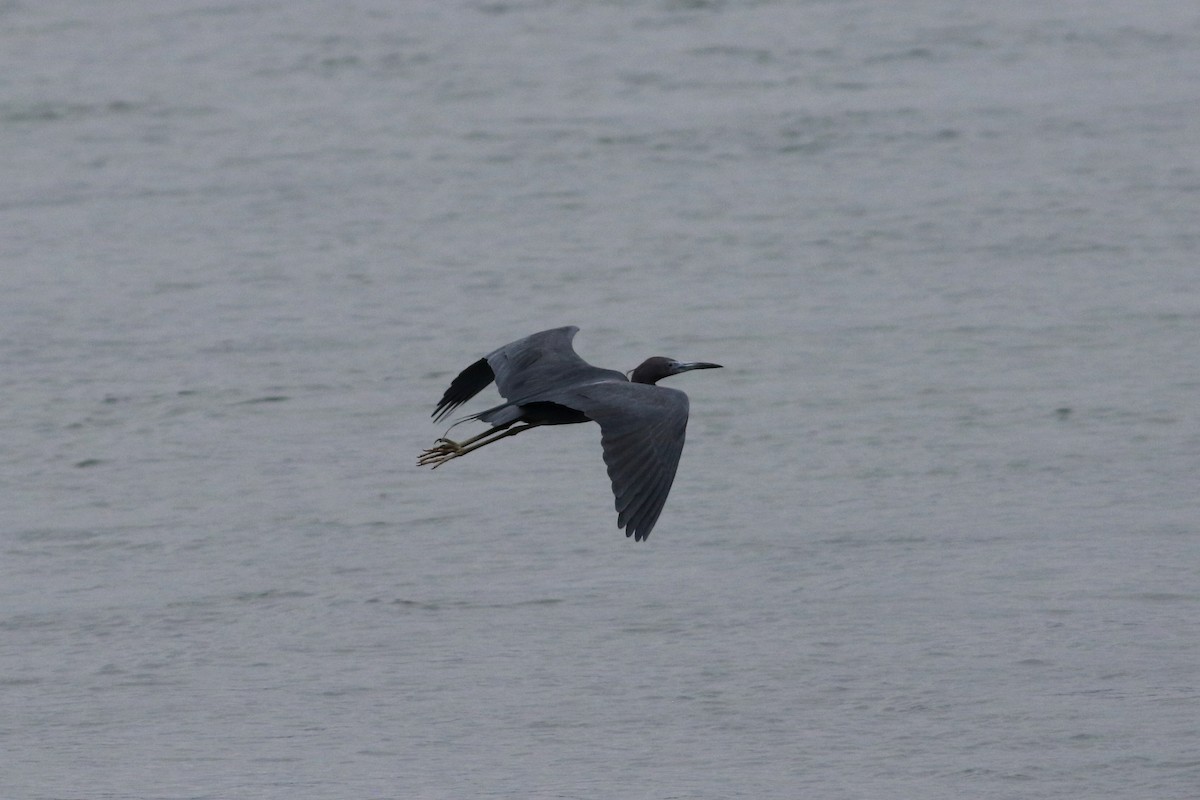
2, 1, 1198, 798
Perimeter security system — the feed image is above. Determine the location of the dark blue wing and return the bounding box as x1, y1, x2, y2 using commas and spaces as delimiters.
432, 326, 613, 422
485, 326, 623, 402
431, 357, 494, 422
553, 382, 690, 541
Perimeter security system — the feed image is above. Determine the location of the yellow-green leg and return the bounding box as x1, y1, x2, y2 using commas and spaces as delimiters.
418, 423, 541, 469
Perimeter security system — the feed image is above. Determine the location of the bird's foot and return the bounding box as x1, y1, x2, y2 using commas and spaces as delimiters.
417, 438, 463, 469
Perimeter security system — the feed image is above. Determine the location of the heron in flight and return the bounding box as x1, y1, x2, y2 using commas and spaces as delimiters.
418, 326, 722, 541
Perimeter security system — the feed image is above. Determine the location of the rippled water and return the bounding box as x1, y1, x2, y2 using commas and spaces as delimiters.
3, 1, 1198, 798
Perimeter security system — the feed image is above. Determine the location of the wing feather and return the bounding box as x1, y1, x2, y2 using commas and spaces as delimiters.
555, 382, 690, 541
431, 326, 619, 422
485, 326, 621, 402
431, 357, 495, 422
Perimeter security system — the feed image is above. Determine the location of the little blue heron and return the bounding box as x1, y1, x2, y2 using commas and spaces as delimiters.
418, 326, 722, 541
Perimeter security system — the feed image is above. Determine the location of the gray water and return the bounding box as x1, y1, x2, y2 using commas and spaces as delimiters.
3, 1, 1199, 798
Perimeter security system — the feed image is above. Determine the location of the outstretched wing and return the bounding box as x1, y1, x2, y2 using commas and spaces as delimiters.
431, 356, 495, 422
486, 325, 621, 401
432, 326, 621, 422
556, 382, 690, 541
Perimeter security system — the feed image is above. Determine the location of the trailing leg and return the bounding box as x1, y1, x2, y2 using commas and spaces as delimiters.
417, 422, 542, 469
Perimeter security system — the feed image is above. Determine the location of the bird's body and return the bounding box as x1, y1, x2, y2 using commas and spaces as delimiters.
419, 326, 721, 541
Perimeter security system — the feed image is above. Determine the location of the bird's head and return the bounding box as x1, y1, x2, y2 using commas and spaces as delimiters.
628, 357, 723, 385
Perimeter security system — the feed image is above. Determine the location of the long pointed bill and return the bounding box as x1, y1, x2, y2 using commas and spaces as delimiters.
672, 361, 723, 373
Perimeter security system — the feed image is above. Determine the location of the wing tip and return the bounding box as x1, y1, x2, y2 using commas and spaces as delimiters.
620, 516, 656, 542
430, 357, 495, 423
